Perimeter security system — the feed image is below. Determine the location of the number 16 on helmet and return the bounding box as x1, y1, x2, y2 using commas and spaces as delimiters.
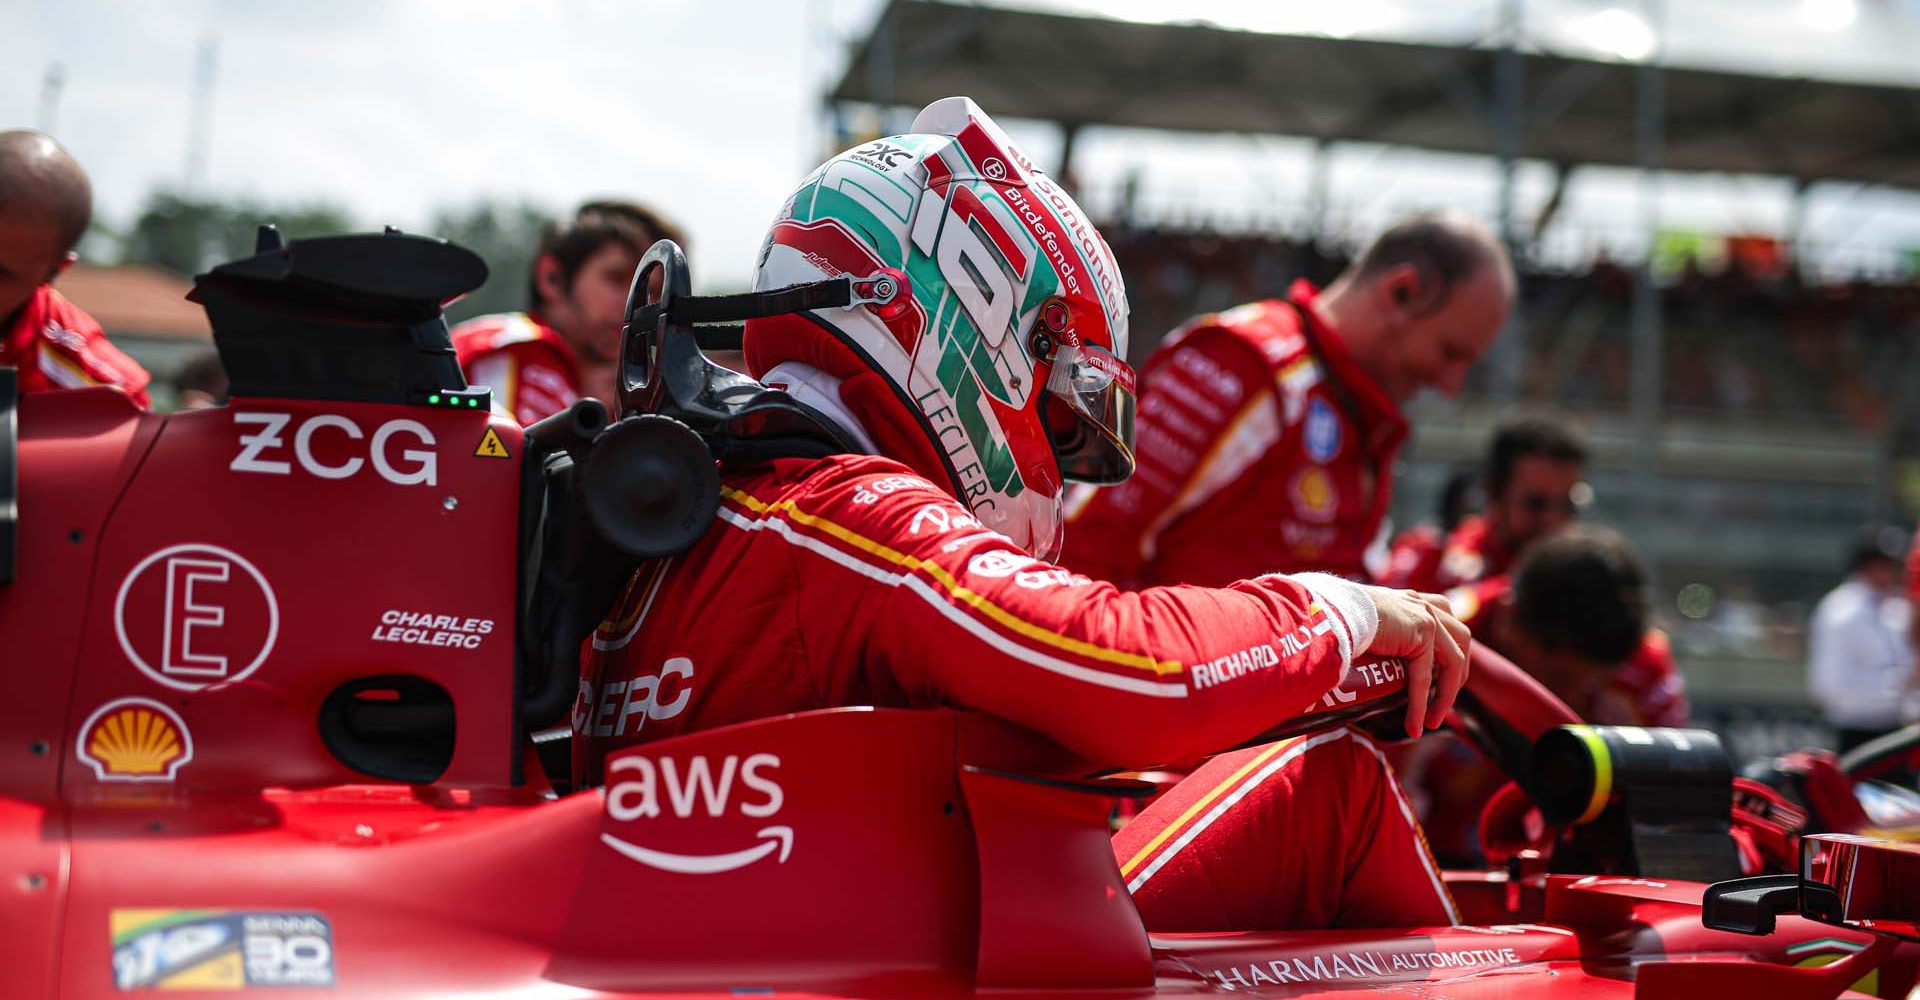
747, 96, 1135, 560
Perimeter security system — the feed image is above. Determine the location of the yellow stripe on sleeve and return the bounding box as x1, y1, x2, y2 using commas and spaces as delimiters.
722, 485, 1184, 677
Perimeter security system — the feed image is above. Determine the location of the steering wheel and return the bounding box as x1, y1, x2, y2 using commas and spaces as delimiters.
1231, 642, 1659, 872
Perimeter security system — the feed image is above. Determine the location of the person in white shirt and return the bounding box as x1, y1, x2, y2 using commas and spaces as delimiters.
1808, 531, 1915, 752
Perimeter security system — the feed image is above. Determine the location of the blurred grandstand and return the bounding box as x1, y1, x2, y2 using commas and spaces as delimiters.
830, 0, 1920, 751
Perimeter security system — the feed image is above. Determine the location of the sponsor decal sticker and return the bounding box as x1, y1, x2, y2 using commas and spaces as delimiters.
851, 475, 926, 506
848, 140, 914, 171
110, 909, 334, 990
77, 698, 193, 783
1304, 398, 1341, 463
1305, 656, 1406, 713
231, 411, 437, 487
1209, 945, 1525, 989
1291, 467, 1338, 523
1440, 547, 1485, 585
602, 751, 790, 875
573, 657, 694, 739
1168, 348, 1243, 403
1013, 567, 1088, 590
115, 544, 278, 692
1191, 644, 1282, 691
370, 609, 495, 650
908, 502, 984, 536
1282, 520, 1336, 557
967, 549, 1039, 579
473, 426, 511, 460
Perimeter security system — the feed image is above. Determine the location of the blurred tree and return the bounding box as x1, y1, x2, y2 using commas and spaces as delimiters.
112, 192, 553, 324
430, 201, 553, 324
120, 191, 351, 276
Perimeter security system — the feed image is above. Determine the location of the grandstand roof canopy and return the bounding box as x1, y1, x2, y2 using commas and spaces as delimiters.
832, 0, 1920, 189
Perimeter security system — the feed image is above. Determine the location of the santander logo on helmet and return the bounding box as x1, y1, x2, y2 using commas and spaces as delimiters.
747, 97, 1135, 560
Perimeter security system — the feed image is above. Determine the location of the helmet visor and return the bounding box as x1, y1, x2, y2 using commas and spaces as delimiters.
1045, 341, 1136, 485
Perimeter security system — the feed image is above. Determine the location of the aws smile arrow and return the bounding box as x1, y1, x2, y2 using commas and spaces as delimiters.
600, 826, 794, 875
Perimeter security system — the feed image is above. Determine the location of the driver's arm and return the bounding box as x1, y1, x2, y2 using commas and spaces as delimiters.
806, 470, 1463, 767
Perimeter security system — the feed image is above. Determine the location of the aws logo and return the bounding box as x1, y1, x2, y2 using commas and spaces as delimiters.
601, 752, 790, 875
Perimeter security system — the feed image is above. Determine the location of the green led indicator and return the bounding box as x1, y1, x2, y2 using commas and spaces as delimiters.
468, 398, 480, 408
428, 394, 440, 405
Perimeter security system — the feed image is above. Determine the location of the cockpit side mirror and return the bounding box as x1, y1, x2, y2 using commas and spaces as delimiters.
1701, 833, 1920, 942
1798, 833, 1920, 942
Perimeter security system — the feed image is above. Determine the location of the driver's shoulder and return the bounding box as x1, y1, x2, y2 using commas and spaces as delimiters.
721, 454, 935, 513
720, 455, 977, 546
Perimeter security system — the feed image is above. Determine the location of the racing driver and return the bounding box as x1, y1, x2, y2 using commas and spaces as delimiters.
576, 98, 1469, 929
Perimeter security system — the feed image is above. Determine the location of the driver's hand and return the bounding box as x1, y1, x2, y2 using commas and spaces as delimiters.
1359, 586, 1472, 738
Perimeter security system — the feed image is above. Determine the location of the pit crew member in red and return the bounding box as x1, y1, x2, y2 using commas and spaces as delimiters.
0, 130, 151, 407
1908, 530, 1920, 652
1384, 415, 1589, 592
1391, 526, 1686, 862
1477, 526, 1688, 727
452, 201, 684, 424
1060, 211, 1514, 587
578, 99, 1471, 929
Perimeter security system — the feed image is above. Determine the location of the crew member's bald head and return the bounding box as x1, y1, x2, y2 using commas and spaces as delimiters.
0, 130, 93, 255
1319, 209, 1517, 402
1350, 209, 1514, 316
0, 130, 95, 321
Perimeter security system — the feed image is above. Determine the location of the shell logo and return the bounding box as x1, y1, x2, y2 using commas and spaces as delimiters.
76, 698, 194, 783
1291, 467, 1339, 523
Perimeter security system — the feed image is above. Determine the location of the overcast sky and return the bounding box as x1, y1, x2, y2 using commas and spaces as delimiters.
9, 0, 1920, 290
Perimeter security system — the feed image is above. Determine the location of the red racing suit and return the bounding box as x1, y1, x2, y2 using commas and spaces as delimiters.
1060, 282, 1407, 587
1113, 727, 1459, 928
1383, 514, 1514, 593
2, 285, 151, 407
1445, 576, 1690, 728
1588, 630, 1690, 728
450, 311, 580, 425
576, 453, 1452, 927
1394, 577, 1690, 863
1908, 533, 1920, 609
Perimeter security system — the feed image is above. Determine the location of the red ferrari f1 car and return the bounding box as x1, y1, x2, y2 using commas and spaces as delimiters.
3, 227, 1917, 999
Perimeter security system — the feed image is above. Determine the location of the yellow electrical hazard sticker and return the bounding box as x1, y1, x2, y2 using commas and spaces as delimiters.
474, 427, 511, 460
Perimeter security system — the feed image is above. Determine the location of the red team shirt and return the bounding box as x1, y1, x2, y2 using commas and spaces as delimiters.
1445, 575, 1689, 728
450, 312, 581, 425
1383, 513, 1513, 594
1909, 533, 1920, 607
3, 285, 151, 407
575, 453, 1456, 927
1397, 575, 1688, 863
1061, 282, 1407, 587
